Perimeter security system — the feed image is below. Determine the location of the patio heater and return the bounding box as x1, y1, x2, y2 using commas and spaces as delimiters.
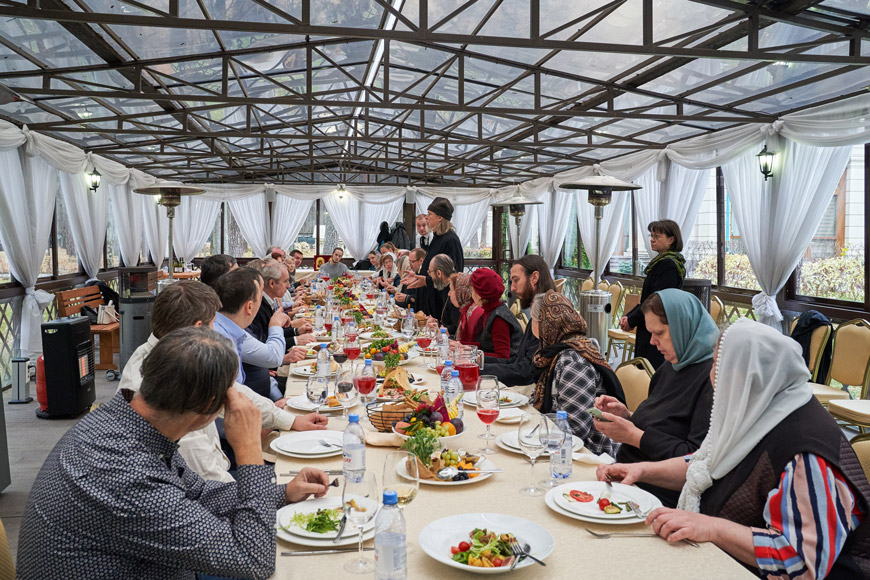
560, 176, 641, 353
133, 186, 205, 284
491, 194, 544, 257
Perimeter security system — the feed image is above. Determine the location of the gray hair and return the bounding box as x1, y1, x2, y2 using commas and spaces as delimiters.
258, 258, 285, 284
431, 254, 455, 277
530, 293, 545, 321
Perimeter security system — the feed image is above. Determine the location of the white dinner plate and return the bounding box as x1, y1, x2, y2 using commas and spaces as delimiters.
270, 431, 343, 457
277, 497, 376, 547
360, 330, 402, 341
553, 481, 658, 520
495, 431, 584, 455
285, 395, 353, 414
291, 365, 338, 378
419, 513, 555, 574
544, 483, 662, 526
397, 457, 497, 486
464, 391, 528, 408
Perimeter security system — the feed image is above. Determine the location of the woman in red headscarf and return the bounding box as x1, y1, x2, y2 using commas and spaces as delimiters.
458, 269, 523, 360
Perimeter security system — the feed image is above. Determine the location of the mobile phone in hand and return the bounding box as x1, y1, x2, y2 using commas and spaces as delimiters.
587, 408, 611, 422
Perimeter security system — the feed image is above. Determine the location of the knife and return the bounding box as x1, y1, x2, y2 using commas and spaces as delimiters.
282, 548, 374, 556
280, 470, 343, 477
332, 515, 348, 544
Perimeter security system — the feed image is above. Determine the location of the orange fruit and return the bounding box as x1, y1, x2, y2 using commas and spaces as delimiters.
445, 422, 457, 436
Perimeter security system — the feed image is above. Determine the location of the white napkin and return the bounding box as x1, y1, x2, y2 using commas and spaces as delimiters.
573, 452, 615, 465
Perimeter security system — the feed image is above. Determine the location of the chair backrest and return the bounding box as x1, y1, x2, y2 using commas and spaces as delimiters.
597, 280, 609, 291
615, 357, 654, 412
804, 324, 832, 383
0, 518, 14, 579
56, 286, 104, 318
851, 434, 870, 482
828, 319, 870, 397
709, 295, 724, 325
580, 277, 593, 292
607, 281, 624, 326
509, 301, 528, 331
621, 292, 641, 319
554, 278, 566, 294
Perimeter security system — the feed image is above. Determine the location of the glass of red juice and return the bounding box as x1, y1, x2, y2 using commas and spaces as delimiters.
457, 363, 480, 391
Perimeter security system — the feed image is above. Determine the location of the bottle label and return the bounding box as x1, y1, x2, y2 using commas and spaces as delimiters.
343, 444, 365, 472
375, 532, 406, 580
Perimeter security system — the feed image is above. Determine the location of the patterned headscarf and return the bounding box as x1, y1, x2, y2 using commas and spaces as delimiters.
532, 290, 612, 411
452, 273, 477, 339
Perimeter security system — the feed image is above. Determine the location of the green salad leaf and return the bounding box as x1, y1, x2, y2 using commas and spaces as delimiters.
287, 508, 342, 534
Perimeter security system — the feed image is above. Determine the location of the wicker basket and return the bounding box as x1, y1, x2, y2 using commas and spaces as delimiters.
366, 401, 412, 432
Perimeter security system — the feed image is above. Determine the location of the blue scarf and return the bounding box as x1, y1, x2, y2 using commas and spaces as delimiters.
658, 289, 719, 371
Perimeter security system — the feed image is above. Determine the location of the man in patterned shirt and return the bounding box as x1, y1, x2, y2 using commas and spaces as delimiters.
17, 327, 329, 580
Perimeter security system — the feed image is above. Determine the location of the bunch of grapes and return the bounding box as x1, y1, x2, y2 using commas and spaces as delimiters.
440, 449, 461, 466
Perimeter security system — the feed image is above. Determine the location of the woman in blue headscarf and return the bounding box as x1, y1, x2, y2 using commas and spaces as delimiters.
594, 288, 719, 507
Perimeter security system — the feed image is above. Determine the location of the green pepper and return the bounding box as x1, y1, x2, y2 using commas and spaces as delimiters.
452, 551, 469, 564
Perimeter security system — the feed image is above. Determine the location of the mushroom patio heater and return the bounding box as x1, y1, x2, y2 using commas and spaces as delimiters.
491, 194, 544, 256
133, 186, 205, 283
560, 176, 641, 353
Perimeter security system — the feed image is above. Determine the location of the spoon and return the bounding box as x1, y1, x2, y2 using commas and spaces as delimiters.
436, 466, 503, 480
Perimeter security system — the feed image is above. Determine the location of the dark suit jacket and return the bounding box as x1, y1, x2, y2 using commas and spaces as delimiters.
483, 323, 542, 387
242, 298, 294, 398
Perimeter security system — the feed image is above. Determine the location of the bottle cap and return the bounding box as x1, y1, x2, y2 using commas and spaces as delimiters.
440, 328, 446, 333
365, 359, 372, 365
382, 490, 398, 505
321, 343, 327, 348
348, 413, 359, 423
444, 360, 453, 366
451, 370, 459, 377
556, 410, 568, 420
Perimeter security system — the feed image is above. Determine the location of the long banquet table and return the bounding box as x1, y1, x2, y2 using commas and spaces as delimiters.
271, 353, 755, 580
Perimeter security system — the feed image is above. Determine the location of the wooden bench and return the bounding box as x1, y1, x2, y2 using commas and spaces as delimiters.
55, 286, 119, 371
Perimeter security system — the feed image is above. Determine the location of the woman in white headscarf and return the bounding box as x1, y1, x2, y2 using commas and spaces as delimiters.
374, 252, 399, 290
597, 318, 870, 579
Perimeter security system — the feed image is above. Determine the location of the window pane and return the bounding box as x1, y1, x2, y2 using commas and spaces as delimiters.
464, 208, 493, 259
224, 205, 256, 258
319, 204, 352, 259
685, 171, 718, 284
562, 199, 579, 268
56, 190, 79, 276
795, 144, 865, 302
609, 197, 633, 275
197, 206, 222, 258
106, 198, 121, 268
294, 203, 316, 258
0, 237, 10, 283
723, 189, 761, 290
526, 211, 540, 256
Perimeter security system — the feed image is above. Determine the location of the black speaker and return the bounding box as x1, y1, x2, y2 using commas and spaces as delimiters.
38, 317, 96, 418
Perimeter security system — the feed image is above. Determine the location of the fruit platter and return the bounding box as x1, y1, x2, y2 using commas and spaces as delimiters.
397, 430, 497, 485
392, 393, 464, 442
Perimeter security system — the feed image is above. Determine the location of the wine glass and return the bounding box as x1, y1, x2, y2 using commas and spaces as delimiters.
517, 413, 549, 496
342, 472, 379, 574
401, 314, 416, 342
539, 413, 567, 488
415, 327, 434, 364
305, 375, 328, 414
335, 365, 357, 420
344, 336, 362, 362
382, 450, 419, 554
332, 347, 348, 372
475, 376, 500, 454
354, 362, 377, 405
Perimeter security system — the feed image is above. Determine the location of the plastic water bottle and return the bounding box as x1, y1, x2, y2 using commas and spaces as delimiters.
437, 328, 450, 361
439, 360, 453, 392
342, 413, 366, 483
445, 369, 463, 421
316, 342, 330, 377
313, 305, 323, 331
550, 410, 573, 480
374, 490, 406, 580
332, 316, 343, 343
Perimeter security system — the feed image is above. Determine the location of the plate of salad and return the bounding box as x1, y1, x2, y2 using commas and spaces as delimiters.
276, 497, 376, 546
419, 513, 554, 574
545, 482, 662, 525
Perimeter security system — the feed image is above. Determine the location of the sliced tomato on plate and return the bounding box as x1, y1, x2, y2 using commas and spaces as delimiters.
568, 490, 594, 502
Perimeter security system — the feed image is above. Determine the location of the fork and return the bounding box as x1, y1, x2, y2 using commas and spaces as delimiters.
508, 537, 546, 569
319, 439, 341, 448
628, 501, 701, 548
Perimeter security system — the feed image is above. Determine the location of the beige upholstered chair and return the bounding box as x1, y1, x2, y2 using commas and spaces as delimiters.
580, 277, 594, 292
510, 300, 528, 331
554, 278, 566, 294
615, 357, 654, 413
606, 281, 624, 328
811, 319, 870, 408
709, 295, 724, 326
789, 318, 832, 383
606, 293, 640, 363
850, 433, 870, 481
0, 518, 14, 580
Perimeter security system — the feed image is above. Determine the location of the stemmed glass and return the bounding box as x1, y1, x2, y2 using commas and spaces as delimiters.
345, 319, 359, 342
539, 413, 567, 488
415, 327, 434, 364
517, 413, 548, 496
342, 472, 379, 574
401, 313, 416, 342
334, 365, 357, 420
305, 375, 329, 414
354, 362, 377, 405
475, 376, 500, 454
382, 450, 419, 554
344, 336, 362, 362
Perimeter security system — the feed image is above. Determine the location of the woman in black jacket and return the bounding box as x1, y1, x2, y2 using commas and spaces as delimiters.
619, 219, 685, 369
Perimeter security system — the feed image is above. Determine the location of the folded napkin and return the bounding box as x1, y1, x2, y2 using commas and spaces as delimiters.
365, 431, 405, 447
573, 451, 615, 465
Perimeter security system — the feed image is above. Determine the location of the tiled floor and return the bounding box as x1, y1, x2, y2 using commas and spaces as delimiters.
0, 367, 118, 563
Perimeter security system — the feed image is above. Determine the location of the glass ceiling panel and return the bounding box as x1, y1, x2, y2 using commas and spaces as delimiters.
148, 58, 222, 86
470, 45, 551, 67
0, 45, 40, 75
103, 25, 221, 61
819, 0, 870, 16
636, 124, 707, 143
739, 66, 870, 113
544, 49, 645, 82
430, 0, 500, 35
0, 102, 63, 125
650, 0, 732, 44
79, 0, 169, 16
234, 47, 305, 76
478, 0, 530, 38
311, 0, 385, 28
0, 18, 108, 69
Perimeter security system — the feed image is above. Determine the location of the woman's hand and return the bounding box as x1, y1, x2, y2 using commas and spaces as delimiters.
619, 316, 631, 331
594, 412, 644, 447
647, 508, 716, 544
594, 395, 631, 419
595, 462, 646, 486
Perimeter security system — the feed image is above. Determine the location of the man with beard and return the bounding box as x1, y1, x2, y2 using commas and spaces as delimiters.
423, 254, 460, 333
484, 254, 555, 387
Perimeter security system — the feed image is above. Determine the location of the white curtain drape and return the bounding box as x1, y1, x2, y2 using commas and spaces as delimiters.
322, 193, 404, 259
722, 140, 852, 327
59, 172, 108, 278
173, 196, 222, 262
633, 163, 710, 256
575, 191, 631, 279
415, 190, 494, 247
271, 195, 315, 252
142, 196, 169, 266
227, 195, 270, 258
537, 188, 575, 269
0, 152, 56, 358
108, 183, 143, 266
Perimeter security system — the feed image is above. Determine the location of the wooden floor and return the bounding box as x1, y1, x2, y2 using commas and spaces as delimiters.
0, 365, 118, 563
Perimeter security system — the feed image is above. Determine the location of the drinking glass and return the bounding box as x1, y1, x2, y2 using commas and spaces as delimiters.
382, 451, 419, 553
335, 366, 357, 420
539, 413, 567, 488
305, 375, 329, 414
401, 314, 416, 342
475, 376, 500, 454
354, 363, 378, 405
345, 319, 359, 342
332, 347, 348, 371
517, 413, 548, 496
415, 327, 434, 364
342, 472, 379, 574
344, 336, 362, 362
